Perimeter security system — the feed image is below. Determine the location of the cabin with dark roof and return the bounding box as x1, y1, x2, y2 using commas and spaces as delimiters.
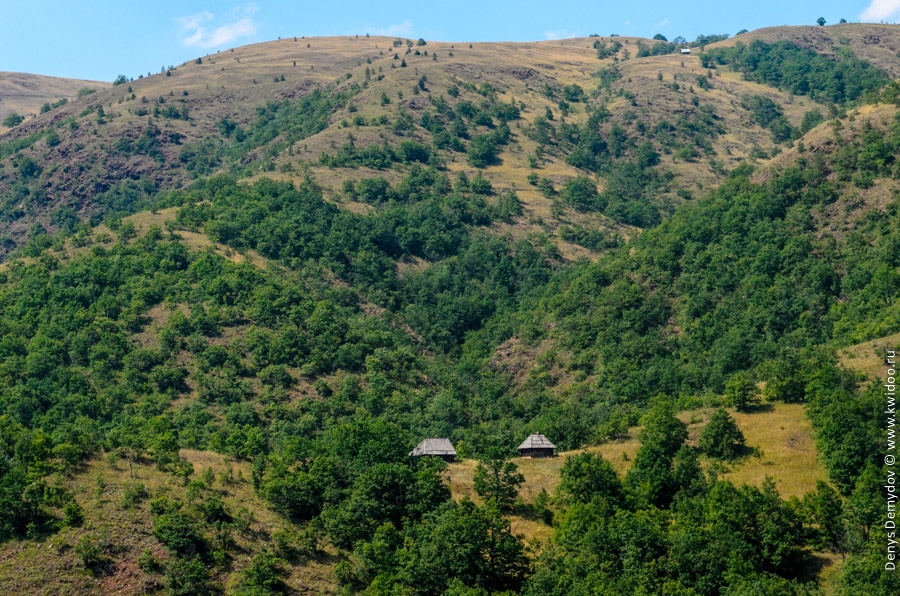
517, 434, 556, 458
409, 438, 457, 462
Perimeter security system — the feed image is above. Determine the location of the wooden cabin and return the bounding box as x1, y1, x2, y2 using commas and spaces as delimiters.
409, 438, 457, 462
517, 434, 556, 458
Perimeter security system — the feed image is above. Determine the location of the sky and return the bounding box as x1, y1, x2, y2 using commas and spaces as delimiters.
2, 1, 898, 81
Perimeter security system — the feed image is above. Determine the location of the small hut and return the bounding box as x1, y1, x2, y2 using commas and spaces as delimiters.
518, 434, 556, 458
409, 438, 457, 462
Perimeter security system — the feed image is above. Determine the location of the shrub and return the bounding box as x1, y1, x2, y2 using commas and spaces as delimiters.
121, 482, 149, 509
2, 112, 23, 127
237, 552, 285, 592
561, 176, 601, 211
725, 371, 761, 411
699, 408, 746, 459
466, 134, 499, 168
557, 452, 624, 505
164, 557, 210, 595
63, 500, 85, 527
152, 511, 206, 557
76, 534, 109, 570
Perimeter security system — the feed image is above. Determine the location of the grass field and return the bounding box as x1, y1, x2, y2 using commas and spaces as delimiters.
839, 330, 900, 381
0, 450, 339, 595
0, 71, 108, 130
445, 401, 825, 550
12, 26, 898, 261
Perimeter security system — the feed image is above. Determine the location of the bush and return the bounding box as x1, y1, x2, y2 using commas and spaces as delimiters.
557, 452, 624, 505
121, 482, 149, 509
397, 140, 431, 163
237, 552, 285, 593
165, 557, 210, 595
469, 174, 493, 195
725, 371, 761, 411
699, 408, 746, 459
561, 176, 601, 212
561, 84, 586, 102
152, 511, 206, 557
137, 549, 163, 573
76, 534, 109, 570
17, 156, 42, 179
356, 177, 392, 203
63, 500, 85, 527
2, 112, 23, 127
466, 134, 499, 168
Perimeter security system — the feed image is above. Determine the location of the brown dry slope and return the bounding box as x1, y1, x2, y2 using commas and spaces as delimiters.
0, 451, 339, 595
1, 25, 898, 261
0, 72, 108, 130
711, 23, 900, 77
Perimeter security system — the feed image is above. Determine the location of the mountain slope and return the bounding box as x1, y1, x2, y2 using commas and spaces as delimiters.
4, 26, 894, 260
713, 23, 900, 77
0, 24, 899, 595
0, 72, 108, 130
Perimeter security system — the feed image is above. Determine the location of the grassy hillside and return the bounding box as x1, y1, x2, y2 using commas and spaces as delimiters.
0, 72, 108, 132
839, 330, 900, 381
0, 23, 899, 595
3, 25, 895, 261
0, 450, 339, 594
713, 23, 900, 77
448, 402, 825, 500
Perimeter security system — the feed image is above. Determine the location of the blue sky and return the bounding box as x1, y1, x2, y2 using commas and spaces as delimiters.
2, 1, 897, 81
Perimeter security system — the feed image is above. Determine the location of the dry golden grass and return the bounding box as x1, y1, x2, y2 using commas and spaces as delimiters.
121, 208, 268, 268
509, 517, 555, 547
121, 207, 178, 230
839, 331, 900, 381
444, 434, 640, 546
706, 404, 828, 499
0, 71, 108, 131
445, 436, 642, 506
447, 402, 823, 535
8, 26, 899, 260
710, 24, 900, 78
755, 103, 900, 240
0, 451, 338, 595
815, 551, 846, 596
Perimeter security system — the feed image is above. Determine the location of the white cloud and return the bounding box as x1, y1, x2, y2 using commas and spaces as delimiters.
653, 18, 670, 31
176, 11, 213, 32
861, 0, 900, 21
365, 20, 414, 37
176, 5, 260, 49
207, 18, 259, 46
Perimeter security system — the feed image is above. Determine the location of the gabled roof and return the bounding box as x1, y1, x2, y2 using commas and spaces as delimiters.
518, 434, 556, 450
409, 438, 456, 456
